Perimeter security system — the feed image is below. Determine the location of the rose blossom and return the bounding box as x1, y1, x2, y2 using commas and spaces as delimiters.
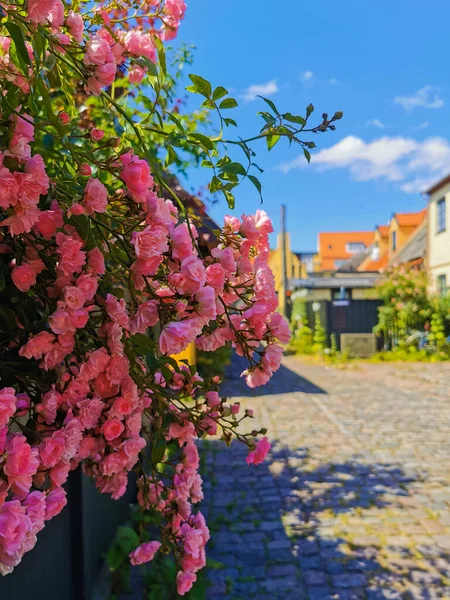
11, 264, 36, 292
129, 541, 161, 566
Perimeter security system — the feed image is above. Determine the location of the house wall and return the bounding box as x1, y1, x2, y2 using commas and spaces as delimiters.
428, 181, 450, 293
269, 233, 306, 313
389, 220, 416, 255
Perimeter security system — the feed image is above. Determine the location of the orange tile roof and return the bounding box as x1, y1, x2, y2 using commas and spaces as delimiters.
318, 231, 374, 260
393, 209, 426, 227
376, 225, 389, 237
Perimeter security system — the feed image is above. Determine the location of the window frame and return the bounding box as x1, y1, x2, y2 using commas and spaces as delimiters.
391, 230, 397, 251
345, 242, 366, 254
437, 274, 447, 296
437, 197, 446, 234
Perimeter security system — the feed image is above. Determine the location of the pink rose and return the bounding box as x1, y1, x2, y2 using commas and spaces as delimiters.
84, 178, 108, 214
11, 264, 36, 292
27, 0, 64, 27
206, 263, 226, 292
131, 225, 169, 259
36, 386, 62, 425
67, 10, 84, 43
246, 436, 271, 466
102, 418, 125, 442
75, 273, 98, 302
205, 391, 220, 408
0, 166, 18, 209
87, 247, 105, 275
38, 434, 65, 469
254, 209, 273, 235
45, 488, 67, 520
49, 307, 74, 335
84, 35, 113, 66
129, 541, 161, 566
19, 331, 55, 360
269, 312, 291, 344
124, 31, 156, 62
105, 294, 130, 329
176, 571, 196, 596
211, 247, 236, 273
129, 64, 146, 84
159, 320, 201, 355
0, 500, 32, 556
120, 153, 154, 202
36, 209, 63, 238
130, 300, 159, 334
171, 222, 194, 260
63, 286, 86, 310
180, 256, 206, 294
0, 388, 16, 428
91, 129, 105, 141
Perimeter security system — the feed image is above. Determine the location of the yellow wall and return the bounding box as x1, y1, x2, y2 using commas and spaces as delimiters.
352, 288, 380, 300
389, 219, 416, 254
373, 229, 389, 255
172, 343, 196, 366
269, 233, 307, 313
428, 182, 450, 293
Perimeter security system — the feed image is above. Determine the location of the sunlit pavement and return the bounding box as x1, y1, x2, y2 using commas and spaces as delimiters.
201, 356, 450, 599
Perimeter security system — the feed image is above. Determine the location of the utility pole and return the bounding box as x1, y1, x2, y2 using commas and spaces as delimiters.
281, 204, 288, 317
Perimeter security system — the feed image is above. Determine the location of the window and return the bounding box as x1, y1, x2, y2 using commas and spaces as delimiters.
346, 242, 366, 254
437, 274, 447, 296
437, 198, 446, 233
392, 231, 397, 251
334, 259, 346, 268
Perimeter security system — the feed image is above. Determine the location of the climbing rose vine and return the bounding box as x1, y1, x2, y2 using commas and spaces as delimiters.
0, 0, 341, 593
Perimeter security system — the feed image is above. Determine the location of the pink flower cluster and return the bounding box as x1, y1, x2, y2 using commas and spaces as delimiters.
0, 1, 290, 593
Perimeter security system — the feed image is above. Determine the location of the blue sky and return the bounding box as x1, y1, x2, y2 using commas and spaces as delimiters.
176, 0, 450, 251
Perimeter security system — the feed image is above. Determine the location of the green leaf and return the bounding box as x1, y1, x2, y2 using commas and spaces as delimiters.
130, 333, 154, 355
161, 355, 182, 373
151, 442, 167, 465
209, 176, 222, 193
154, 36, 166, 76
166, 112, 186, 133
187, 74, 212, 98
212, 86, 228, 101
223, 118, 237, 127
190, 133, 214, 151
70, 214, 90, 242
282, 112, 306, 126
266, 134, 280, 150
223, 189, 235, 209
303, 148, 311, 163
106, 527, 140, 571
4, 22, 31, 73
219, 97, 238, 110
248, 175, 263, 202
220, 162, 247, 176
165, 145, 177, 167
258, 96, 279, 115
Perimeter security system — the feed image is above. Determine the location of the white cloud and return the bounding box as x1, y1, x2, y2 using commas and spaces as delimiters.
412, 121, 429, 131
366, 119, 385, 129
242, 80, 278, 103
395, 86, 444, 111
300, 70, 314, 82
277, 134, 450, 193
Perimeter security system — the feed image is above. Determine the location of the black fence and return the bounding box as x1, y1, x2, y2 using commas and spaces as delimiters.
303, 299, 382, 350
0, 468, 136, 600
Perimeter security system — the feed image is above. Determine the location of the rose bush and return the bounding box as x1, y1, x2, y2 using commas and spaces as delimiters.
0, 0, 341, 593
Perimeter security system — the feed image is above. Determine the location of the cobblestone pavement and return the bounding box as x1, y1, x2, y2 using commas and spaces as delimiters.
201, 356, 450, 600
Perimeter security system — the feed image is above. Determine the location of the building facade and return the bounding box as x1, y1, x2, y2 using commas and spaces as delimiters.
426, 176, 450, 295
317, 231, 374, 271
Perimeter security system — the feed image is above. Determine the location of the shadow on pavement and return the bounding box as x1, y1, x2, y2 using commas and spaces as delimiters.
200, 440, 448, 599
220, 353, 327, 398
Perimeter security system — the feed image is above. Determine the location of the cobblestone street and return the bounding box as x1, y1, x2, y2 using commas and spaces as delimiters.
201, 356, 450, 599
